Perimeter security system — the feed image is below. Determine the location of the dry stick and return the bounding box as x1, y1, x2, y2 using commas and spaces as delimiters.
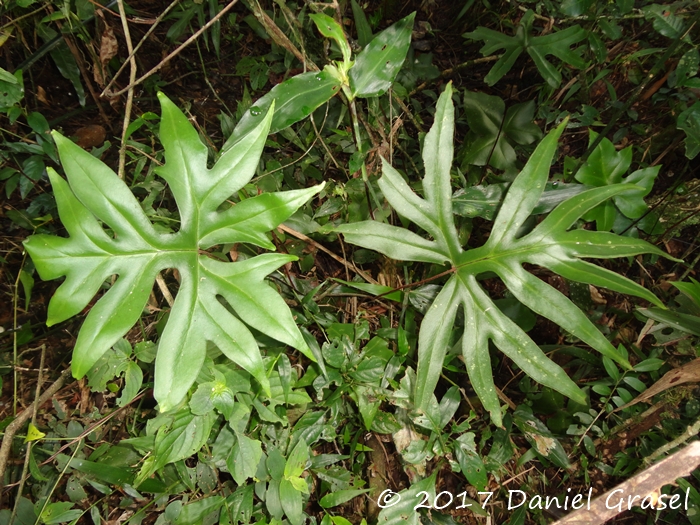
9, 346, 45, 523
646, 416, 700, 463
276, 224, 378, 285
109, 0, 241, 97
116, 0, 137, 180
39, 391, 147, 467
101, 0, 181, 97
250, 0, 318, 72
552, 441, 700, 525
0, 368, 73, 492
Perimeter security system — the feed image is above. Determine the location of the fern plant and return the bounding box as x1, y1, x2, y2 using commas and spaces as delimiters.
24, 94, 323, 412
337, 83, 674, 426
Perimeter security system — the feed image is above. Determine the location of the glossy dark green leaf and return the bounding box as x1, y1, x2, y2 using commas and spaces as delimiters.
349, 12, 415, 98
310, 13, 352, 64
319, 488, 370, 508
175, 496, 225, 525
638, 308, 700, 336
279, 478, 304, 525
25, 94, 322, 411
228, 434, 263, 485
462, 91, 541, 169
351, 0, 372, 47
223, 70, 341, 152
575, 130, 659, 228
338, 84, 670, 426
465, 10, 586, 87
677, 101, 700, 160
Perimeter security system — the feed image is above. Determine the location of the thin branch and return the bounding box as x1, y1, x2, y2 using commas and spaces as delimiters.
101, 0, 181, 96
109, 0, 240, 97
117, 0, 137, 179
0, 368, 73, 494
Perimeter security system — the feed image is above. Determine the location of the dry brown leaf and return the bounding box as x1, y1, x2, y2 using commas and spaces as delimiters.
615, 358, 700, 412
589, 284, 607, 305
94, 21, 118, 87
36, 86, 49, 106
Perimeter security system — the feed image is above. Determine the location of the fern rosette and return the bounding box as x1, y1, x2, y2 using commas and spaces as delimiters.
337, 83, 674, 426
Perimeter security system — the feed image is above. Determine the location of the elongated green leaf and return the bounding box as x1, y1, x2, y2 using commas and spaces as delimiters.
319, 488, 370, 508
310, 13, 351, 64
349, 12, 415, 98
377, 471, 436, 525
338, 83, 671, 425
151, 408, 216, 474
453, 182, 588, 220
25, 94, 322, 412
350, 0, 372, 47
677, 101, 700, 160
672, 278, 700, 310
638, 308, 700, 336
337, 221, 446, 264
175, 497, 225, 525
414, 278, 460, 410
223, 70, 341, 152
279, 478, 304, 525
64, 456, 166, 492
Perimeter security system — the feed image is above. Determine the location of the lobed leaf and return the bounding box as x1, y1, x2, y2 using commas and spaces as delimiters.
25, 94, 323, 412
338, 83, 672, 424
465, 10, 586, 87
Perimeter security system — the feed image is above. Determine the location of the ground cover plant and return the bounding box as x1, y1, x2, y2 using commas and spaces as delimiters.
1, 0, 700, 524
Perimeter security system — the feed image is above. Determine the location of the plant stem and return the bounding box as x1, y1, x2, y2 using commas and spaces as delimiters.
348, 98, 382, 220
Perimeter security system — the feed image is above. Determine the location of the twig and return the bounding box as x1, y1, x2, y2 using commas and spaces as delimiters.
646, 416, 700, 463
117, 0, 137, 179
249, 0, 318, 71
109, 0, 241, 97
40, 391, 146, 467
276, 224, 378, 285
9, 346, 45, 524
101, 0, 181, 96
553, 442, 700, 525
0, 368, 73, 494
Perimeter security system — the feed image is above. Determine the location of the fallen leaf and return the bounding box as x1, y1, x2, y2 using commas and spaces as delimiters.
94, 17, 118, 87
615, 358, 700, 411
36, 85, 49, 105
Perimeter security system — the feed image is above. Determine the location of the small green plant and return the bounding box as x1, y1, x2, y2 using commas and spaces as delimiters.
464, 10, 587, 87
460, 90, 542, 171
24, 94, 323, 412
338, 83, 674, 426
574, 130, 660, 232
